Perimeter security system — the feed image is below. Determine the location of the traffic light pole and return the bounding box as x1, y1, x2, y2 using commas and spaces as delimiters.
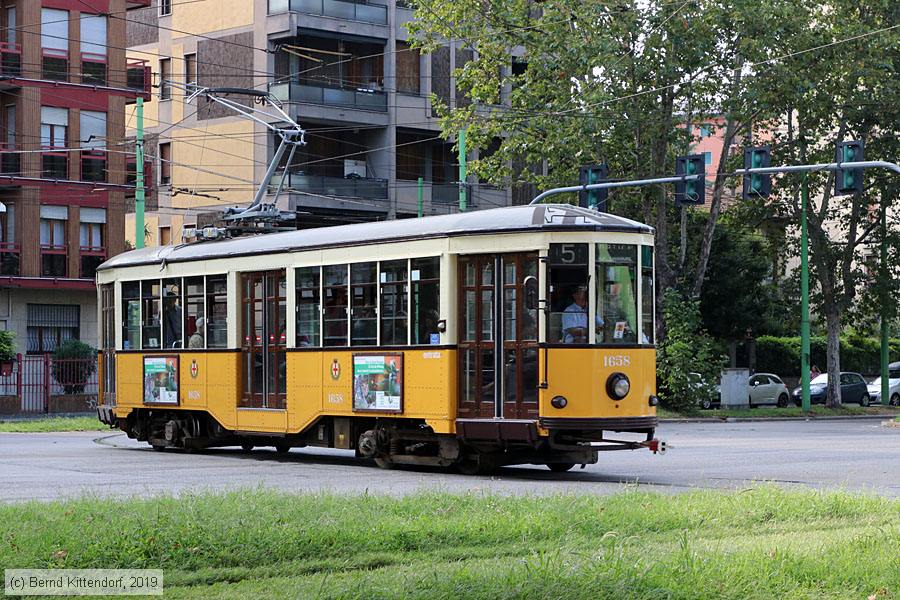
800, 174, 811, 412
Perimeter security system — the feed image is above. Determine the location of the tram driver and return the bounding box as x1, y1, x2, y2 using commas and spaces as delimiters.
561, 285, 603, 344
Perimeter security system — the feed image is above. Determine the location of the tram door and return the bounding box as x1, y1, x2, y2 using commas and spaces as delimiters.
458, 253, 539, 419
240, 270, 287, 409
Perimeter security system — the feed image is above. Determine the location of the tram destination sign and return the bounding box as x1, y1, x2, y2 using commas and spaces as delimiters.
352, 354, 403, 412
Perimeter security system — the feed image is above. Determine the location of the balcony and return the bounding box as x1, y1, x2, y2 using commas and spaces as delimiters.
269, 81, 387, 112
125, 59, 152, 103
81, 152, 107, 183
81, 52, 107, 86
0, 42, 21, 78
0, 243, 19, 276
270, 0, 387, 24
42, 49, 69, 82
272, 171, 388, 200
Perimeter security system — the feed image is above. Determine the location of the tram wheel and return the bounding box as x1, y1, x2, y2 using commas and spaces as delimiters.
151, 444, 166, 452
275, 443, 290, 454
547, 463, 576, 473
240, 443, 254, 453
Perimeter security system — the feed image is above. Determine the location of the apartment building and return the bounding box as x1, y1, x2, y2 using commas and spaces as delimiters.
124, 0, 515, 246
0, 0, 151, 355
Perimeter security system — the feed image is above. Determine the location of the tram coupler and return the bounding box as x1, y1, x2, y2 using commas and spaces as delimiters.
641, 439, 668, 455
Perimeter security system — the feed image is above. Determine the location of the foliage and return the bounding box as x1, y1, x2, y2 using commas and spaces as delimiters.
657, 290, 725, 411
0, 487, 895, 598
51, 340, 97, 395
755, 336, 900, 377
0, 330, 15, 362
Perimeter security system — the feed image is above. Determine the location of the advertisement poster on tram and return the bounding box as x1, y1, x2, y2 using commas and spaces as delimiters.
352, 354, 403, 411
143, 356, 179, 404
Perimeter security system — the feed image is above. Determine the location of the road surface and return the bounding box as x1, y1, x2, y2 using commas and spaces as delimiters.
0, 419, 897, 502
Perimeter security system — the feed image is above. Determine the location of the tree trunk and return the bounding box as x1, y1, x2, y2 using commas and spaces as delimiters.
824, 302, 842, 408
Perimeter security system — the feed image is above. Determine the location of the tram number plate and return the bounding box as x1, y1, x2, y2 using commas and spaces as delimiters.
604, 355, 631, 368
328, 393, 344, 405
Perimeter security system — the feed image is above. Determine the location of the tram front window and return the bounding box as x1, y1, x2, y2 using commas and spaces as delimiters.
596, 243, 638, 344
547, 243, 591, 344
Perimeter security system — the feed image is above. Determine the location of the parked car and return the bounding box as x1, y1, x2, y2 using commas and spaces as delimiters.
748, 373, 791, 408
791, 372, 871, 406
866, 364, 900, 406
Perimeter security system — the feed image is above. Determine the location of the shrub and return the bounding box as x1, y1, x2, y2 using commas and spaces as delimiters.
52, 340, 97, 394
756, 336, 900, 377
657, 290, 726, 412
0, 330, 15, 362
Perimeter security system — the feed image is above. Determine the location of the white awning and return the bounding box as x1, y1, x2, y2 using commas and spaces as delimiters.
40, 205, 68, 220
80, 207, 106, 224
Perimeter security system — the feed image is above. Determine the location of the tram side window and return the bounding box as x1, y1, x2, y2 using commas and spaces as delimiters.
184, 277, 204, 349
323, 265, 348, 347
380, 260, 407, 346
122, 281, 140, 350
141, 280, 161, 349
296, 267, 320, 347
411, 257, 440, 345
641, 245, 654, 344
206, 275, 228, 348
351, 262, 377, 346
596, 243, 638, 344
162, 278, 182, 349
547, 243, 591, 344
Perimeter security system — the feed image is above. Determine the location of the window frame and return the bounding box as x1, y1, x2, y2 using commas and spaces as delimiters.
158, 58, 172, 100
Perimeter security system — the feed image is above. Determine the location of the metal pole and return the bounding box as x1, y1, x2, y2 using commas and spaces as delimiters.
417, 177, 424, 218
800, 174, 811, 412
881, 192, 889, 404
458, 129, 467, 212
134, 97, 145, 249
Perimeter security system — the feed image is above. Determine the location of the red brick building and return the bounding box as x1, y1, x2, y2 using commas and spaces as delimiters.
0, 0, 149, 355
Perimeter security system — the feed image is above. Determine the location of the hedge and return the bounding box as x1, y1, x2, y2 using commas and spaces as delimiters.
755, 336, 900, 377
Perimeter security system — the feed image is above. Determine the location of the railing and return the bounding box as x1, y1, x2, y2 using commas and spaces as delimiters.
269, 80, 388, 111
42, 48, 69, 82
80, 246, 106, 279
0, 142, 20, 175
81, 52, 107, 86
270, 0, 388, 24
81, 151, 107, 182
0, 242, 19, 276
40, 245, 67, 278
42, 151, 69, 179
272, 171, 389, 200
125, 59, 151, 100
0, 41, 21, 78
0, 354, 99, 415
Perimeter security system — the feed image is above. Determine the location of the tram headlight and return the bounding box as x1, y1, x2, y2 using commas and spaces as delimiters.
607, 373, 631, 400
550, 395, 568, 409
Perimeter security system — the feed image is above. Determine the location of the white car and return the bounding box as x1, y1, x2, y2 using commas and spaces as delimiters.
866, 367, 900, 406
748, 373, 791, 407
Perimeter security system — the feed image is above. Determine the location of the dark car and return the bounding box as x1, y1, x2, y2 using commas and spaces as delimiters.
792, 372, 871, 406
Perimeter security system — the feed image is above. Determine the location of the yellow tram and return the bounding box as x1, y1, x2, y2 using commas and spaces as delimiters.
96, 204, 664, 472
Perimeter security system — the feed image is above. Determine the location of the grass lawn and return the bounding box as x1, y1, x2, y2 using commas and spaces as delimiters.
0, 487, 896, 599
0, 416, 106, 433
659, 405, 900, 419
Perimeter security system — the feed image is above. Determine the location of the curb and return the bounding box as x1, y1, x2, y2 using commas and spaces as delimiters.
660, 414, 897, 423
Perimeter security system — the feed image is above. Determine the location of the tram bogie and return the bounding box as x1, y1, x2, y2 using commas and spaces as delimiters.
96, 205, 664, 472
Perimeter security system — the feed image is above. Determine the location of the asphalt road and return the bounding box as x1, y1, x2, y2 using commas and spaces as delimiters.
0, 419, 897, 502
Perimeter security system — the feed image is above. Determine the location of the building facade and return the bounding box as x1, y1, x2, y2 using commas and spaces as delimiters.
0, 0, 150, 355
124, 0, 515, 246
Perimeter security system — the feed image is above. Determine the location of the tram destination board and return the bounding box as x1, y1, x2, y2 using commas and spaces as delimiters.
352, 354, 403, 412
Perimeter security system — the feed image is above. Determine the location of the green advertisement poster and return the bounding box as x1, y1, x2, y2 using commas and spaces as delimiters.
143, 356, 179, 404
352, 354, 402, 411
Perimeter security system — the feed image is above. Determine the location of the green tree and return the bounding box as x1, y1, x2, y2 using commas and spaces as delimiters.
656, 290, 725, 411
407, 0, 814, 336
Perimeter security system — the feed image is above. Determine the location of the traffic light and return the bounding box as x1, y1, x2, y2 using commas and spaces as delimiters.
742, 146, 772, 199
578, 164, 608, 211
834, 140, 864, 196
675, 154, 705, 205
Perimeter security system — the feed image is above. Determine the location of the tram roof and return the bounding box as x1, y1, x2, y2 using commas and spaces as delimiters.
98, 204, 653, 271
